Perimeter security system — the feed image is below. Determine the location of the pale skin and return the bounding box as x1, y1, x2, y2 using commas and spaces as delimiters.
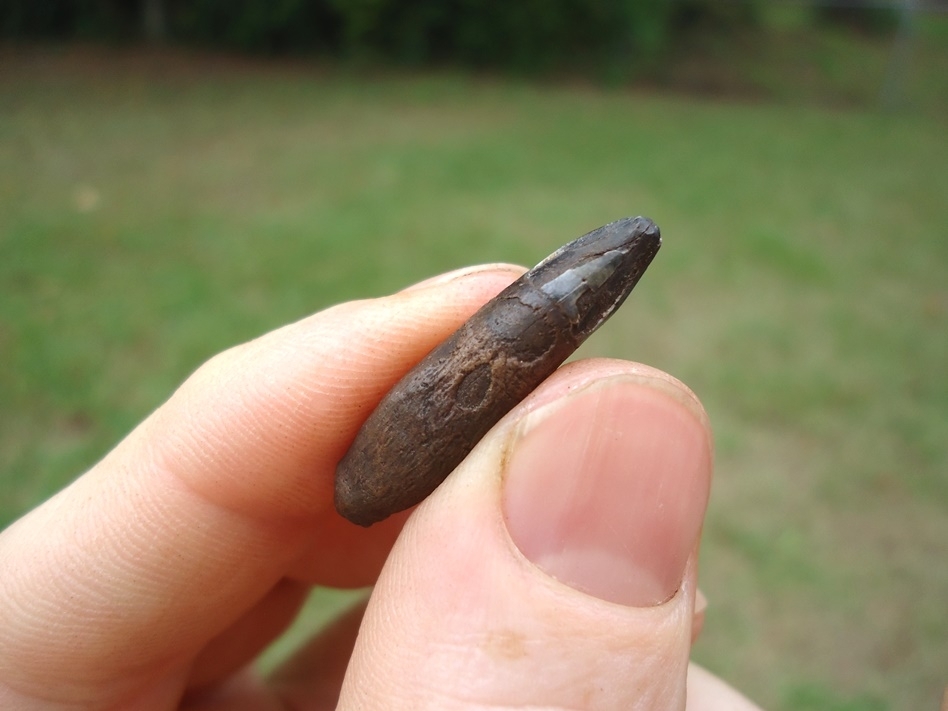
0, 264, 763, 710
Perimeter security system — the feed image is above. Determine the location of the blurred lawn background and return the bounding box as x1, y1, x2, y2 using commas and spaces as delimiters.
2, 6, 947, 710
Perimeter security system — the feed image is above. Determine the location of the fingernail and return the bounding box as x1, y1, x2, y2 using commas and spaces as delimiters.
399, 264, 525, 293
695, 588, 708, 616
502, 375, 711, 607
693, 588, 708, 642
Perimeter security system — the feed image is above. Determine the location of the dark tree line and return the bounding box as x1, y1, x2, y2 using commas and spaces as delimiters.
2, 0, 901, 73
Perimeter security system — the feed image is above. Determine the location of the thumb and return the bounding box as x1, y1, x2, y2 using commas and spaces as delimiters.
339, 360, 712, 710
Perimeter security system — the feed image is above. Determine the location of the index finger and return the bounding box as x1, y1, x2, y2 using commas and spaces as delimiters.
0, 265, 523, 706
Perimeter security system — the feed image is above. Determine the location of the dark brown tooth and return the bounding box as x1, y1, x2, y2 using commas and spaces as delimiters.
335, 216, 661, 526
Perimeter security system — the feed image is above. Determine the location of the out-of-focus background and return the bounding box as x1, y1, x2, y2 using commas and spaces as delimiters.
2, 1, 946, 708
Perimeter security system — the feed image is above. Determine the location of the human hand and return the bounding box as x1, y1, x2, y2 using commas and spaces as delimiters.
0, 264, 761, 710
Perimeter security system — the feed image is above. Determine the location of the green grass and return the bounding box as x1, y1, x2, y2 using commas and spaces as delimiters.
2, 32, 947, 711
